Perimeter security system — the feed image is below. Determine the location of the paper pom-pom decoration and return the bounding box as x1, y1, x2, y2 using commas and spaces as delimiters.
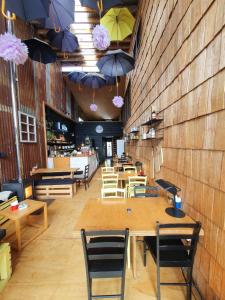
0, 32, 28, 65
90, 103, 98, 111
112, 96, 124, 108
92, 25, 110, 50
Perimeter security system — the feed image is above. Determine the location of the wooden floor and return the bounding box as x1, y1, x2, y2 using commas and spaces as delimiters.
0, 170, 197, 300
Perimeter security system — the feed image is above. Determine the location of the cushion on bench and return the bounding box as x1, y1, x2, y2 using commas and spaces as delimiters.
40, 172, 71, 177
34, 178, 77, 186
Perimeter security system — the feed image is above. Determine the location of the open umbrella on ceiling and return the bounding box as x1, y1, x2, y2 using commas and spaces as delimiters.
3, 0, 50, 21
100, 7, 135, 41
104, 75, 117, 85
68, 71, 86, 83
80, 73, 106, 111
79, 0, 122, 13
23, 38, 57, 64
80, 73, 106, 89
40, 0, 75, 31
97, 49, 135, 77
47, 29, 79, 52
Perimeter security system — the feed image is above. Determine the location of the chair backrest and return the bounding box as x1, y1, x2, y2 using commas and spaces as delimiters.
128, 176, 147, 186
134, 185, 159, 197
84, 165, 89, 179
102, 173, 118, 189
81, 229, 129, 278
101, 188, 126, 198
101, 167, 115, 173
156, 222, 201, 267
123, 166, 137, 173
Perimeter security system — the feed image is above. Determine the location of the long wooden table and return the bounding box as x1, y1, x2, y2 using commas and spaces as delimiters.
74, 197, 203, 278
31, 168, 80, 178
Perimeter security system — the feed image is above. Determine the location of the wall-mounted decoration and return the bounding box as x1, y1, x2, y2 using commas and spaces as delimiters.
19, 112, 37, 143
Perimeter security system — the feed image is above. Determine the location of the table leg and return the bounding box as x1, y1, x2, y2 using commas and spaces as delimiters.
131, 236, 137, 278
15, 220, 21, 251
43, 204, 48, 229
127, 237, 130, 269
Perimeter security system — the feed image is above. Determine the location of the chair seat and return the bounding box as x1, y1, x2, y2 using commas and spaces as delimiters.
144, 236, 191, 267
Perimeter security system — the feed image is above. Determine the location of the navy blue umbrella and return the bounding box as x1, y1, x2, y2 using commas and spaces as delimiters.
5, 0, 50, 21
40, 0, 75, 31
80, 73, 106, 89
23, 38, 57, 64
104, 75, 117, 85
97, 49, 135, 76
47, 29, 79, 52
80, 0, 122, 12
68, 71, 86, 83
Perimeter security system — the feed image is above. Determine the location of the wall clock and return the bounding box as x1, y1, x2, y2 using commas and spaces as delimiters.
95, 125, 103, 133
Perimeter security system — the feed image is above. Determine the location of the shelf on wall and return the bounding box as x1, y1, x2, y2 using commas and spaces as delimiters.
47, 141, 74, 146
141, 118, 163, 126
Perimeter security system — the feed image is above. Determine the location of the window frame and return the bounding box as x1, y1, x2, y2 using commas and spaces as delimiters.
19, 111, 37, 143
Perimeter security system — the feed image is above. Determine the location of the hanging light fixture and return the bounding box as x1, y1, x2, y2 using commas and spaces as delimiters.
90, 89, 98, 111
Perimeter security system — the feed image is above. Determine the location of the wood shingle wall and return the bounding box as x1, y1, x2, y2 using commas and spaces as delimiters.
125, 0, 225, 298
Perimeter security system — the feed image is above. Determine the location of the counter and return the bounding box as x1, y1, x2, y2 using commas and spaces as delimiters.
47, 154, 98, 178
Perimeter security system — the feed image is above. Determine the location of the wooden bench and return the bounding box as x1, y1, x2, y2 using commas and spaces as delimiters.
34, 179, 77, 199
0, 196, 17, 225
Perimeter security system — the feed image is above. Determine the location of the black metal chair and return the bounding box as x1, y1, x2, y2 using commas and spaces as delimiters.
75, 164, 89, 190
81, 229, 129, 300
134, 185, 160, 198
144, 222, 201, 300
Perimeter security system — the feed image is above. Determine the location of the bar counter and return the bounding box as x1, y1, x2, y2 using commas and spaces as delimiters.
47, 154, 98, 178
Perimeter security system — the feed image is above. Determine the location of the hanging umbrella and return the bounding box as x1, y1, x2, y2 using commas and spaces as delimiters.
104, 75, 117, 85
79, 0, 122, 13
100, 7, 135, 41
47, 29, 79, 52
68, 71, 86, 83
80, 73, 106, 89
40, 0, 75, 31
3, 0, 50, 21
23, 38, 57, 64
97, 49, 135, 76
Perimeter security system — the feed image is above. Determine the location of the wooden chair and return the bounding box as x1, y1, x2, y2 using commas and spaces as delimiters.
123, 166, 137, 173
102, 173, 118, 189
101, 188, 126, 198
144, 222, 201, 300
101, 167, 115, 173
127, 176, 147, 197
75, 165, 89, 190
81, 229, 129, 300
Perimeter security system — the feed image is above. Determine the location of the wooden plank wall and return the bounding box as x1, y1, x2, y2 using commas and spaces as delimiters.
125, 0, 225, 298
0, 16, 75, 184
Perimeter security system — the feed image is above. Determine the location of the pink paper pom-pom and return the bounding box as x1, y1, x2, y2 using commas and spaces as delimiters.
0, 32, 28, 65
90, 103, 98, 111
92, 25, 110, 51
112, 96, 124, 108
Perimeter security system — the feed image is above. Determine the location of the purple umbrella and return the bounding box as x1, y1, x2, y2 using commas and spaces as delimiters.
5, 0, 50, 21
47, 29, 79, 52
80, 0, 122, 12
40, 0, 75, 31
68, 71, 86, 83
80, 73, 106, 89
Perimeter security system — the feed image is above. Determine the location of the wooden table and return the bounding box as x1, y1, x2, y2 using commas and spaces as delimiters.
31, 168, 80, 178
0, 200, 48, 251
75, 197, 203, 278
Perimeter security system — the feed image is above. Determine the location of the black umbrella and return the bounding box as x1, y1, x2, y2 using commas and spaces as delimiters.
104, 75, 117, 85
80, 73, 106, 89
79, 0, 122, 12
47, 29, 79, 52
5, 0, 50, 21
97, 49, 135, 76
23, 38, 57, 64
68, 71, 86, 83
40, 0, 75, 31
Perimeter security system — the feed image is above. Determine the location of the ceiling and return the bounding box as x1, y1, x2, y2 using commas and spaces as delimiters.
35, 0, 138, 120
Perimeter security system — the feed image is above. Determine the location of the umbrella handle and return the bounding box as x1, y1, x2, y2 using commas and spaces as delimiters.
54, 26, 61, 33
1, 0, 16, 20
63, 52, 69, 59
97, 0, 103, 17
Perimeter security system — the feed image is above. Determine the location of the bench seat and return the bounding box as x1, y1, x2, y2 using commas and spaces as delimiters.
34, 179, 76, 199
